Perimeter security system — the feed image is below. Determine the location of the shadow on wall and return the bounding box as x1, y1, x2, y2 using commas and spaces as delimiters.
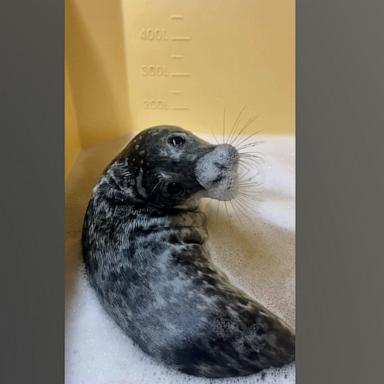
66, 0, 132, 148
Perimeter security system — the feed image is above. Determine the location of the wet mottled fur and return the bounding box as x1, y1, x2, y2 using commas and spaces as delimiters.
82, 126, 295, 378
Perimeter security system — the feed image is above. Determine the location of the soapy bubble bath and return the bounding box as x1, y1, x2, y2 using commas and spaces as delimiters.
65, 132, 295, 384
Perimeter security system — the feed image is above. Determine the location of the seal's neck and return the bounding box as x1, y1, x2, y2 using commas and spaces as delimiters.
93, 161, 201, 213
92, 161, 142, 204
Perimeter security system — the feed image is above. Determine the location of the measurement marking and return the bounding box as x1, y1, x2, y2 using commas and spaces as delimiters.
171, 90, 184, 94
171, 106, 189, 110
171, 36, 191, 41
170, 15, 184, 20
170, 54, 184, 59
171, 72, 191, 77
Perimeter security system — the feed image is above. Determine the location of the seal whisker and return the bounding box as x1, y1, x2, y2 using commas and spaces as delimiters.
237, 189, 262, 198
209, 124, 220, 144
233, 115, 259, 142
239, 155, 264, 164
227, 105, 247, 145
239, 178, 263, 190
238, 165, 263, 181
231, 198, 253, 223
215, 199, 221, 225
222, 106, 226, 145
230, 116, 254, 146
238, 152, 264, 161
238, 182, 263, 190
228, 198, 244, 225
238, 174, 264, 195
234, 128, 265, 150
237, 142, 265, 152
228, 199, 243, 225
237, 189, 261, 198
235, 190, 259, 203
239, 164, 264, 176
239, 155, 265, 167
238, 189, 261, 197
235, 195, 260, 211
235, 133, 263, 149
224, 200, 231, 224
230, 115, 260, 148
239, 157, 265, 166
239, 153, 264, 161
234, 194, 258, 215
239, 164, 252, 174
239, 148, 265, 157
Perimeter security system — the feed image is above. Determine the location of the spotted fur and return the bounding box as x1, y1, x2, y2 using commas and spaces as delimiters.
82, 126, 295, 378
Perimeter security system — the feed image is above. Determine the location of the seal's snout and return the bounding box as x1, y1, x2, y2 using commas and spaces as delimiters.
214, 144, 239, 168
195, 144, 239, 201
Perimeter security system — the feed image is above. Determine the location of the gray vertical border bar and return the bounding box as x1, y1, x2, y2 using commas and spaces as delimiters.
297, 1, 384, 383
0, 1, 64, 383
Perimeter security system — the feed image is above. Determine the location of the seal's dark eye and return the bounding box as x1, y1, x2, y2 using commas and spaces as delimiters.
168, 135, 185, 147
166, 182, 184, 195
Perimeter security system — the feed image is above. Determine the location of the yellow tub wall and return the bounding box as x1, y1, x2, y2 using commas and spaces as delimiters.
66, 0, 132, 148
66, 0, 294, 151
121, 0, 295, 137
65, 62, 81, 178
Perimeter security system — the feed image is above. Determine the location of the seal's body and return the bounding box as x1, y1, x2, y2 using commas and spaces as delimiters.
82, 126, 294, 378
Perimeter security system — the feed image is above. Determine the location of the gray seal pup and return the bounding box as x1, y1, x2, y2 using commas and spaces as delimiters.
82, 125, 295, 378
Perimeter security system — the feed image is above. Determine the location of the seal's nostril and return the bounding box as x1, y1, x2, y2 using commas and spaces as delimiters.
216, 144, 239, 164
213, 162, 228, 171
195, 143, 239, 192
229, 147, 240, 163
212, 175, 224, 183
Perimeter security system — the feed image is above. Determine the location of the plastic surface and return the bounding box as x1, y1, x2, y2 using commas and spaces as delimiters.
121, 0, 294, 137
65, 0, 294, 170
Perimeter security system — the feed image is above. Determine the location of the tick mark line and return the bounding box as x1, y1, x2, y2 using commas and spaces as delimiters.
171, 36, 191, 41
171, 106, 189, 110
170, 54, 184, 59
170, 15, 184, 20
171, 72, 191, 77
171, 90, 184, 94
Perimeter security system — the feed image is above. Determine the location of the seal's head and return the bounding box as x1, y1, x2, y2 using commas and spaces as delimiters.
107, 125, 239, 207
